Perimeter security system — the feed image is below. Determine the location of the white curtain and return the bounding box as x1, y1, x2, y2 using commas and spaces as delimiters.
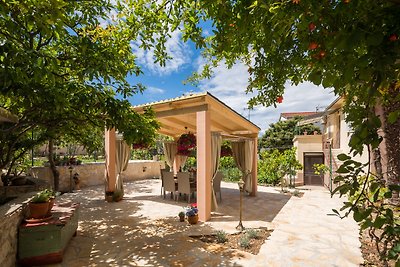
175, 155, 188, 171
232, 139, 254, 193
211, 132, 222, 211
115, 139, 131, 195
163, 141, 177, 171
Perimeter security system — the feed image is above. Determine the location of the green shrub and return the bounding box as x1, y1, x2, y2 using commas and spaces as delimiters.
292, 189, 301, 197
239, 235, 250, 248
215, 230, 228, 243
257, 148, 302, 185
219, 156, 241, 182
246, 229, 259, 239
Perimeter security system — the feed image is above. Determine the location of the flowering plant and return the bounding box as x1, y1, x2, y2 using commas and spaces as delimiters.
132, 143, 149, 149
177, 132, 196, 151
220, 144, 233, 157
186, 203, 198, 217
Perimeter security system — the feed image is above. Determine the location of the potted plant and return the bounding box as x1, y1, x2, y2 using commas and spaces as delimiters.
113, 190, 123, 202
178, 211, 185, 222
186, 205, 199, 225
28, 190, 51, 219
105, 191, 114, 202
42, 189, 56, 215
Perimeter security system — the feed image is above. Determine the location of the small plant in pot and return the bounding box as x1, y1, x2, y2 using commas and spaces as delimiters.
178, 211, 185, 222
186, 204, 199, 225
42, 189, 56, 215
28, 190, 51, 219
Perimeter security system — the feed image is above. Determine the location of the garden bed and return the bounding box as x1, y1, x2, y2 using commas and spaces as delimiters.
190, 227, 273, 255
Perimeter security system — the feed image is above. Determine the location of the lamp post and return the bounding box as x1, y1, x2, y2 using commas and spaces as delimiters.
236, 178, 245, 231
68, 166, 73, 192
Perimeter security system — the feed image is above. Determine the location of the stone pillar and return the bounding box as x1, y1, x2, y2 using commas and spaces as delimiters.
196, 110, 212, 222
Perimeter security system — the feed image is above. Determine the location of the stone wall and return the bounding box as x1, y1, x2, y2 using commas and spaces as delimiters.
30, 160, 165, 192
0, 194, 30, 267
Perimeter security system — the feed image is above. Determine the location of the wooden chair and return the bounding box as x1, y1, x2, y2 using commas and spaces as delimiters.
176, 172, 196, 203
213, 171, 223, 202
162, 171, 176, 199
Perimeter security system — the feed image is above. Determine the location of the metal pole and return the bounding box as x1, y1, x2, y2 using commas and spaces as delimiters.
236, 178, 245, 231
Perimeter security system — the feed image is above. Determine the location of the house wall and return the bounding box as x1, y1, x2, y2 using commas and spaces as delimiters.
293, 134, 323, 185
323, 108, 369, 190
30, 160, 165, 192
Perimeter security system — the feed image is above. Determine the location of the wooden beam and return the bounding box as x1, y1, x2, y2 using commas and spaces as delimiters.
159, 117, 197, 133
156, 104, 208, 118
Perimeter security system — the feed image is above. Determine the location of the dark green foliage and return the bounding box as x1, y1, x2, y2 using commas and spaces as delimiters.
259, 117, 321, 151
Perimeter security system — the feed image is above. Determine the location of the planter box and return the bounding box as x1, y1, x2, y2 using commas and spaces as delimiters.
18, 203, 80, 266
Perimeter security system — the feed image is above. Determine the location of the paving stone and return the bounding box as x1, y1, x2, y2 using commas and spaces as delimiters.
44, 180, 362, 266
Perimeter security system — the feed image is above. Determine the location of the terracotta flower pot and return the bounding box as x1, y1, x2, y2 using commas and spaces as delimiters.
187, 214, 198, 225
28, 202, 50, 219
47, 198, 55, 216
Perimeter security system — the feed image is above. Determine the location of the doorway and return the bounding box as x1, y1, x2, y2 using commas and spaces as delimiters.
303, 152, 324, 186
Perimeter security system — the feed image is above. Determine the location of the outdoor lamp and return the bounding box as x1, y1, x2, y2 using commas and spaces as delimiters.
236, 178, 245, 231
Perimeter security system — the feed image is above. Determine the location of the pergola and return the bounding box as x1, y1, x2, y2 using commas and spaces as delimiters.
105, 92, 260, 221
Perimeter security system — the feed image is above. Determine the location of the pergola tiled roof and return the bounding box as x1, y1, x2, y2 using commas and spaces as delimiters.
132, 92, 260, 139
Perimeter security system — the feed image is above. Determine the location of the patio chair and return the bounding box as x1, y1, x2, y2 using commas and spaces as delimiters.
176, 172, 196, 203
162, 171, 176, 200
160, 169, 167, 197
213, 171, 223, 202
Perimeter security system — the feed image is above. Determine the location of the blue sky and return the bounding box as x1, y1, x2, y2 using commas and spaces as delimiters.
126, 31, 337, 134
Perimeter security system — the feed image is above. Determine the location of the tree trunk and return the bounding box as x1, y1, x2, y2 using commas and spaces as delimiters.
48, 139, 60, 191
383, 85, 400, 201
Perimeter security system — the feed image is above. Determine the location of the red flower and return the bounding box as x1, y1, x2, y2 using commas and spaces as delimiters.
308, 42, 318, 50
389, 34, 398, 42
277, 96, 283, 103
308, 22, 316, 32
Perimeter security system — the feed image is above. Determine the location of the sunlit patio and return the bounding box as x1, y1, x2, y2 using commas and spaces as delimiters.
48, 179, 362, 266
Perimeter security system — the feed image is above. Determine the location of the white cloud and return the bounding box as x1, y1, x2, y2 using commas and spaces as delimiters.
132, 31, 191, 76
146, 86, 165, 94
196, 59, 337, 133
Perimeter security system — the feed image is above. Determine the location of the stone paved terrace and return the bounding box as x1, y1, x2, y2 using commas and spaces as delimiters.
44, 180, 362, 267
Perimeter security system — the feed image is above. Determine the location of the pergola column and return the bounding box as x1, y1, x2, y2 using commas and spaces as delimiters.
250, 137, 258, 196
105, 128, 116, 192
196, 110, 212, 221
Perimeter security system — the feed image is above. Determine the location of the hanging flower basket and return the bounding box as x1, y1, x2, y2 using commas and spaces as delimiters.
177, 132, 196, 155
177, 149, 192, 156
132, 143, 149, 150
220, 144, 233, 157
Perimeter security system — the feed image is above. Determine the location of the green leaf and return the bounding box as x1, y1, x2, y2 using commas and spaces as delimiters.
373, 216, 386, 228
384, 191, 392, 199
336, 165, 348, 174
370, 182, 379, 193
308, 71, 322, 86
389, 184, 400, 191
337, 154, 351, 161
